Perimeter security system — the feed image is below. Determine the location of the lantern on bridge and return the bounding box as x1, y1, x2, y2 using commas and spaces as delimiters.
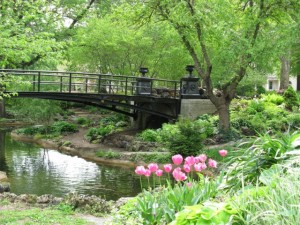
136, 67, 152, 95
181, 65, 200, 97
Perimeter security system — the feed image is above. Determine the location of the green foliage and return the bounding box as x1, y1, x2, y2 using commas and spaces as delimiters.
284, 86, 299, 110
168, 119, 209, 157
130, 153, 171, 164
51, 121, 78, 134
224, 131, 300, 191
139, 129, 160, 142
96, 150, 121, 159
85, 125, 115, 142
170, 202, 237, 225
232, 164, 300, 225
131, 175, 223, 224
261, 93, 284, 105
0, 207, 87, 225
287, 113, 300, 129
231, 98, 289, 134
16, 121, 78, 137
75, 117, 92, 126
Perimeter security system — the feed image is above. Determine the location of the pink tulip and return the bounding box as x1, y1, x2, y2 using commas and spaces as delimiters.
148, 163, 159, 172
196, 154, 207, 163
135, 166, 146, 175
187, 182, 192, 188
194, 163, 206, 172
172, 168, 187, 182
208, 159, 217, 168
185, 156, 196, 166
183, 164, 191, 173
163, 164, 173, 173
179, 172, 187, 181
219, 149, 228, 157
155, 169, 163, 177
144, 169, 152, 177
172, 154, 183, 165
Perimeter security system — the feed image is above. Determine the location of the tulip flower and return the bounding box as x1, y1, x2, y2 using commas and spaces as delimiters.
185, 156, 196, 166
144, 169, 152, 177
148, 163, 159, 172
135, 166, 146, 175
208, 159, 217, 168
219, 149, 228, 157
155, 169, 163, 177
172, 154, 183, 165
183, 164, 191, 173
172, 167, 187, 182
196, 154, 207, 163
186, 182, 192, 189
163, 164, 172, 173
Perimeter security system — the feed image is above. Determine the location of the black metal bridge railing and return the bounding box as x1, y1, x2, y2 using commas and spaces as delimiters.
0, 69, 180, 98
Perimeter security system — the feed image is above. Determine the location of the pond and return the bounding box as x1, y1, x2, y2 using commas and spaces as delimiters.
0, 131, 145, 201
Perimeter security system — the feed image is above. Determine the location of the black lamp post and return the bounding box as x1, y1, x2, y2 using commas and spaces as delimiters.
181, 65, 200, 96
136, 67, 151, 95
186, 65, 194, 77
139, 67, 149, 77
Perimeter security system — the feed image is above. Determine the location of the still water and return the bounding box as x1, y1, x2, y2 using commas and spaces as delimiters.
0, 131, 143, 201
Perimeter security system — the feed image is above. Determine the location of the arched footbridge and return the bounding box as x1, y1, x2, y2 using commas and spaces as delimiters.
0, 69, 215, 128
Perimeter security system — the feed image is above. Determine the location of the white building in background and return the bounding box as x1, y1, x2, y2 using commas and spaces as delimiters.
264, 75, 300, 91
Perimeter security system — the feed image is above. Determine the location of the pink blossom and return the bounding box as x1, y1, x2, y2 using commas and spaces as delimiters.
172, 170, 187, 182
163, 164, 173, 173
155, 169, 163, 177
148, 163, 159, 172
196, 154, 207, 163
187, 182, 192, 188
208, 159, 217, 168
194, 163, 206, 172
144, 169, 152, 177
185, 156, 196, 166
219, 149, 228, 157
172, 167, 186, 181
135, 166, 146, 175
179, 172, 187, 181
172, 154, 183, 165
183, 164, 191, 173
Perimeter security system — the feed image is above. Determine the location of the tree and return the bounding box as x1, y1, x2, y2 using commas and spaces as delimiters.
67, 4, 191, 79
131, 0, 300, 133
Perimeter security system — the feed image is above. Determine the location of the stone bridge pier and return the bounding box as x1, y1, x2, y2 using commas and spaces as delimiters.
133, 102, 178, 129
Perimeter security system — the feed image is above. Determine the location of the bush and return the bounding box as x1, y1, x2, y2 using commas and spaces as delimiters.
224, 131, 300, 191
284, 86, 299, 110
261, 93, 284, 105
139, 129, 160, 142
75, 117, 92, 126
168, 119, 207, 157
51, 121, 78, 134
85, 125, 115, 142
287, 113, 300, 129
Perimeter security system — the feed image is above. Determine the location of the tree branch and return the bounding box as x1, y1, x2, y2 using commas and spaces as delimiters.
68, 0, 96, 30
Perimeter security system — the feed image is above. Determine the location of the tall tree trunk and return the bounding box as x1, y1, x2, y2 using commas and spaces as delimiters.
0, 99, 5, 118
279, 56, 290, 90
216, 99, 231, 133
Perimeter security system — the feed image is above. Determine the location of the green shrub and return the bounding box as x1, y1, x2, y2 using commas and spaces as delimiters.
224, 131, 300, 191
85, 125, 115, 142
168, 119, 207, 157
139, 129, 160, 142
170, 202, 237, 225
130, 175, 223, 224
130, 152, 171, 164
75, 117, 92, 126
232, 164, 300, 225
284, 86, 299, 110
287, 113, 300, 129
51, 121, 78, 134
261, 93, 284, 105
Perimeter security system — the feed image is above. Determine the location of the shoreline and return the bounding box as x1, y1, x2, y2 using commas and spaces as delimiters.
10, 132, 137, 168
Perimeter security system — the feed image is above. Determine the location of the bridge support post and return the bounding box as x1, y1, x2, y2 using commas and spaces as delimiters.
0, 99, 5, 118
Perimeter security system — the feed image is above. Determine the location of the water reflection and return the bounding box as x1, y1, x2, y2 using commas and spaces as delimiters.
0, 132, 145, 200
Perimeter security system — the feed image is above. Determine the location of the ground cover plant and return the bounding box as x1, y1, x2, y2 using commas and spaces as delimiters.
114, 129, 300, 224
